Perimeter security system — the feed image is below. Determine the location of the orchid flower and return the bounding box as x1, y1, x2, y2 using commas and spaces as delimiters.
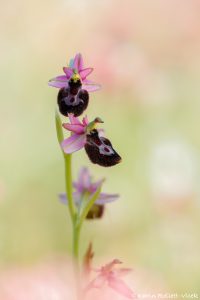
48, 53, 101, 92
59, 167, 119, 219
61, 114, 122, 167
85, 259, 135, 299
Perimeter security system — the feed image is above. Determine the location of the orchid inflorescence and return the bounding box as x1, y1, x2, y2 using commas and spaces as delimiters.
49, 53, 134, 299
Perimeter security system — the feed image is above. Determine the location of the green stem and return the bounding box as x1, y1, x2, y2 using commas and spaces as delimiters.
72, 187, 101, 265
55, 110, 81, 299
64, 153, 76, 222
73, 222, 81, 260
55, 110, 77, 248
72, 191, 89, 264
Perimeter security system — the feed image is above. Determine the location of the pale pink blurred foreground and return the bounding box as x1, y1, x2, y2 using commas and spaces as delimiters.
0, 259, 170, 300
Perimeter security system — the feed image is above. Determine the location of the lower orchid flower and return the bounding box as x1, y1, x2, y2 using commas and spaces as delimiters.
59, 167, 119, 219
61, 114, 122, 167
85, 259, 135, 299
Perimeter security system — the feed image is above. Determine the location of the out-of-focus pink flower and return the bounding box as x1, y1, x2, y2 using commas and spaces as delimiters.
48, 53, 101, 92
59, 167, 119, 219
85, 259, 136, 299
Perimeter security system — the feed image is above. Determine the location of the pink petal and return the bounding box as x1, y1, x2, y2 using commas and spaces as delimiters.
89, 275, 106, 289
90, 179, 104, 193
54, 75, 68, 81
83, 79, 93, 84
102, 260, 122, 273
78, 167, 91, 189
115, 268, 132, 277
82, 82, 101, 92
73, 182, 84, 193
68, 114, 82, 125
73, 53, 84, 72
95, 193, 119, 205
108, 276, 135, 299
79, 68, 93, 80
61, 134, 86, 154
62, 123, 85, 134
73, 191, 82, 205
59, 192, 81, 206
63, 67, 73, 79
48, 77, 68, 88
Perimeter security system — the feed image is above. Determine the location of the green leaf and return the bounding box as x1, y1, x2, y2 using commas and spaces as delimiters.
55, 110, 64, 145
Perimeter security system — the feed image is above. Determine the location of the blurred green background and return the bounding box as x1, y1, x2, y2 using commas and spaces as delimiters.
0, 0, 200, 295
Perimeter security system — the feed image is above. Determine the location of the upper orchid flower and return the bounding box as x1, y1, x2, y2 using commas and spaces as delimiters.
85, 259, 135, 299
48, 53, 101, 92
59, 167, 119, 219
61, 114, 122, 167
49, 54, 101, 117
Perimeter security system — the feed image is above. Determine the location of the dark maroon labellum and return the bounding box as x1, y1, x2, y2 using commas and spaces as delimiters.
86, 204, 104, 219
84, 129, 122, 167
68, 78, 82, 95
57, 87, 89, 117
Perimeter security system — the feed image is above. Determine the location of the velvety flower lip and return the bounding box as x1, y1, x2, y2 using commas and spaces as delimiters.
48, 53, 101, 92
59, 167, 119, 209
85, 259, 136, 299
84, 129, 122, 167
57, 83, 89, 117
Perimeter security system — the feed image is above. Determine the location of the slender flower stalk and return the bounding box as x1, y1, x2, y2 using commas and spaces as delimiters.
64, 154, 76, 221
56, 111, 76, 221
72, 183, 103, 263
72, 185, 102, 263
55, 111, 77, 250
